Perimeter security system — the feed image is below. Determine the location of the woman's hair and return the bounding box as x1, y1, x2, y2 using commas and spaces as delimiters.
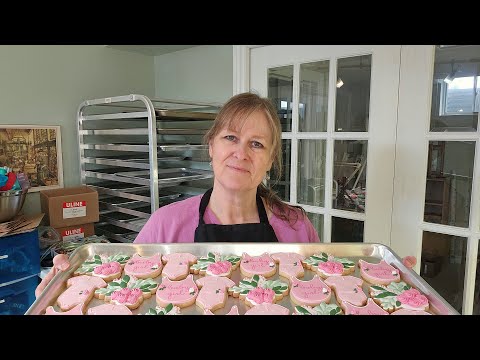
204, 92, 305, 226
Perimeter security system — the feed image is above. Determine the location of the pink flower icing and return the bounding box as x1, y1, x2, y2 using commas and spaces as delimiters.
318, 261, 344, 275
397, 289, 428, 308
111, 288, 142, 304
246, 287, 275, 305
93, 261, 121, 275
207, 261, 232, 275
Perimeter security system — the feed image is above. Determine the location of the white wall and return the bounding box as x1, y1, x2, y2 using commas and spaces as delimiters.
0, 45, 154, 215
154, 45, 233, 103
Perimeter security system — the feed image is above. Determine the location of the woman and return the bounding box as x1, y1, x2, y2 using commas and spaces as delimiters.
35, 93, 416, 296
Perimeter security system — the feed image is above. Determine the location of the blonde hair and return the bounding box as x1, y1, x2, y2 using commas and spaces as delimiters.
204, 92, 305, 226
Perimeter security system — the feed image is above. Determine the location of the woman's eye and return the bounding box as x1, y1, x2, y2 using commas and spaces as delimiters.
225, 135, 236, 141
252, 141, 264, 148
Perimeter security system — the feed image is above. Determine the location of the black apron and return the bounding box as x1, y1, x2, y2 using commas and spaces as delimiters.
194, 188, 278, 243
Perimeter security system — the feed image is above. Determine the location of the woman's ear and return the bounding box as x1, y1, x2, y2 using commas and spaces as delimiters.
208, 141, 213, 159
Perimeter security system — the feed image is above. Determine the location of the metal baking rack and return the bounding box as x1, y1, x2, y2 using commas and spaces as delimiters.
77, 94, 221, 243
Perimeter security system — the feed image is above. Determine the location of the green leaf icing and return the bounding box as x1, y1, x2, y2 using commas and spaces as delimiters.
370, 281, 412, 311
144, 303, 179, 315
302, 253, 354, 269
295, 302, 342, 315
75, 253, 131, 274
95, 275, 157, 297
229, 275, 288, 296
190, 253, 241, 271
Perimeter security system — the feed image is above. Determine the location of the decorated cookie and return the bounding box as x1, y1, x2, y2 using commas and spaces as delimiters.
271, 252, 305, 280
325, 275, 367, 307
195, 276, 236, 311
244, 303, 290, 315
87, 304, 133, 315
162, 253, 197, 280
204, 305, 240, 315
302, 252, 355, 278
95, 274, 158, 310
156, 274, 198, 308
144, 303, 181, 315
57, 275, 107, 311
343, 298, 389, 315
240, 253, 277, 278
74, 254, 131, 282
358, 259, 401, 285
370, 281, 429, 313
124, 253, 163, 279
228, 274, 288, 307
45, 303, 84, 315
293, 303, 343, 315
391, 308, 432, 315
290, 275, 332, 307
190, 252, 240, 277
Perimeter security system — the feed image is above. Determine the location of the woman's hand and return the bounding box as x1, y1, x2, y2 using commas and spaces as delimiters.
35, 254, 70, 298
402, 256, 417, 269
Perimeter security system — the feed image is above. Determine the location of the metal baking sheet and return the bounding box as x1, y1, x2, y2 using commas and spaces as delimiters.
114, 168, 213, 185
26, 243, 459, 315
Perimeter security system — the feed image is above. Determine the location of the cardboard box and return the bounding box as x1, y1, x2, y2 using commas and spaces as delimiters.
40, 186, 99, 228
54, 223, 95, 242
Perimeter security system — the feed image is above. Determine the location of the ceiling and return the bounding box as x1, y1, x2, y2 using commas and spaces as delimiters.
106, 45, 199, 56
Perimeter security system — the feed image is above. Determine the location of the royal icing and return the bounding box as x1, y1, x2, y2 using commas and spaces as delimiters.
358, 259, 401, 285
204, 305, 240, 315
343, 298, 389, 315
294, 303, 343, 315
240, 253, 277, 278
290, 276, 332, 306
244, 303, 290, 315
190, 252, 240, 277
45, 303, 84, 315
124, 253, 163, 279
325, 275, 367, 307
74, 254, 130, 277
228, 274, 288, 306
145, 303, 181, 315
271, 252, 305, 280
156, 274, 198, 308
162, 253, 197, 280
370, 281, 429, 312
302, 252, 355, 278
57, 275, 107, 311
87, 303, 133, 315
195, 276, 236, 311
391, 308, 432, 315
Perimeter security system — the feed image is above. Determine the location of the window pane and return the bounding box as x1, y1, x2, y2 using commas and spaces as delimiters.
474, 242, 480, 315
430, 45, 480, 132
268, 66, 293, 132
306, 212, 323, 242
333, 140, 367, 212
421, 231, 466, 313
299, 60, 329, 132
424, 141, 475, 227
331, 217, 364, 242
298, 140, 326, 207
269, 139, 291, 201
335, 55, 371, 132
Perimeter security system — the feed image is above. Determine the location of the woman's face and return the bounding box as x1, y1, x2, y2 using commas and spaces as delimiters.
209, 110, 274, 193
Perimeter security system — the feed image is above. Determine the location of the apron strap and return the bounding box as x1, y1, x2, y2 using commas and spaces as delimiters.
198, 188, 269, 225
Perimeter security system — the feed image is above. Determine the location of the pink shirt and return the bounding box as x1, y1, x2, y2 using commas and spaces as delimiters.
134, 195, 320, 244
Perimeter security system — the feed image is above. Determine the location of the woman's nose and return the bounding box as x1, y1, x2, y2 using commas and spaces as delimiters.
233, 142, 249, 160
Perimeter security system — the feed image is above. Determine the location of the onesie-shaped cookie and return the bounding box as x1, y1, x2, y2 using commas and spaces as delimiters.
57, 275, 107, 311
244, 303, 290, 315
74, 254, 131, 282
294, 303, 343, 315
358, 259, 400, 285
190, 252, 240, 277
271, 252, 305, 281
325, 275, 367, 307
94, 274, 158, 310
204, 305, 239, 315
290, 275, 331, 307
195, 276, 236, 311
156, 274, 198, 308
87, 303, 133, 315
369, 281, 429, 313
162, 253, 197, 280
343, 298, 389, 315
124, 253, 163, 279
391, 308, 431, 315
240, 253, 276, 278
228, 274, 288, 307
302, 252, 355, 278
144, 303, 181, 315
45, 303, 85, 315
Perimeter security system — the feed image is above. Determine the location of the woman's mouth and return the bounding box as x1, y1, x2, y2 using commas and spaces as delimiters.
227, 165, 249, 173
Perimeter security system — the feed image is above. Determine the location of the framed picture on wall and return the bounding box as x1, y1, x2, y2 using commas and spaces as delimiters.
0, 125, 63, 191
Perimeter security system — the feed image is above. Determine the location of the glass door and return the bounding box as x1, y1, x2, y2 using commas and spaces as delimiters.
249, 45, 401, 246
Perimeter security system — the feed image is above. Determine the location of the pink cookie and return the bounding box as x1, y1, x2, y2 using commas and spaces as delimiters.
195, 276, 236, 311
245, 303, 290, 315
45, 303, 84, 315
271, 252, 305, 281
124, 253, 163, 279
290, 275, 331, 307
358, 259, 401, 285
190, 252, 241, 278
87, 304, 133, 315
228, 275, 289, 307
156, 274, 198, 308
391, 308, 432, 315
302, 252, 355, 278
325, 275, 367, 307
57, 275, 107, 311
343, 298, 389, 315
240, 253, 276, 278
74, 254, 130, 282
370, 281, 429, 313
204, 305, 240, 315
162, 253, 197, 280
